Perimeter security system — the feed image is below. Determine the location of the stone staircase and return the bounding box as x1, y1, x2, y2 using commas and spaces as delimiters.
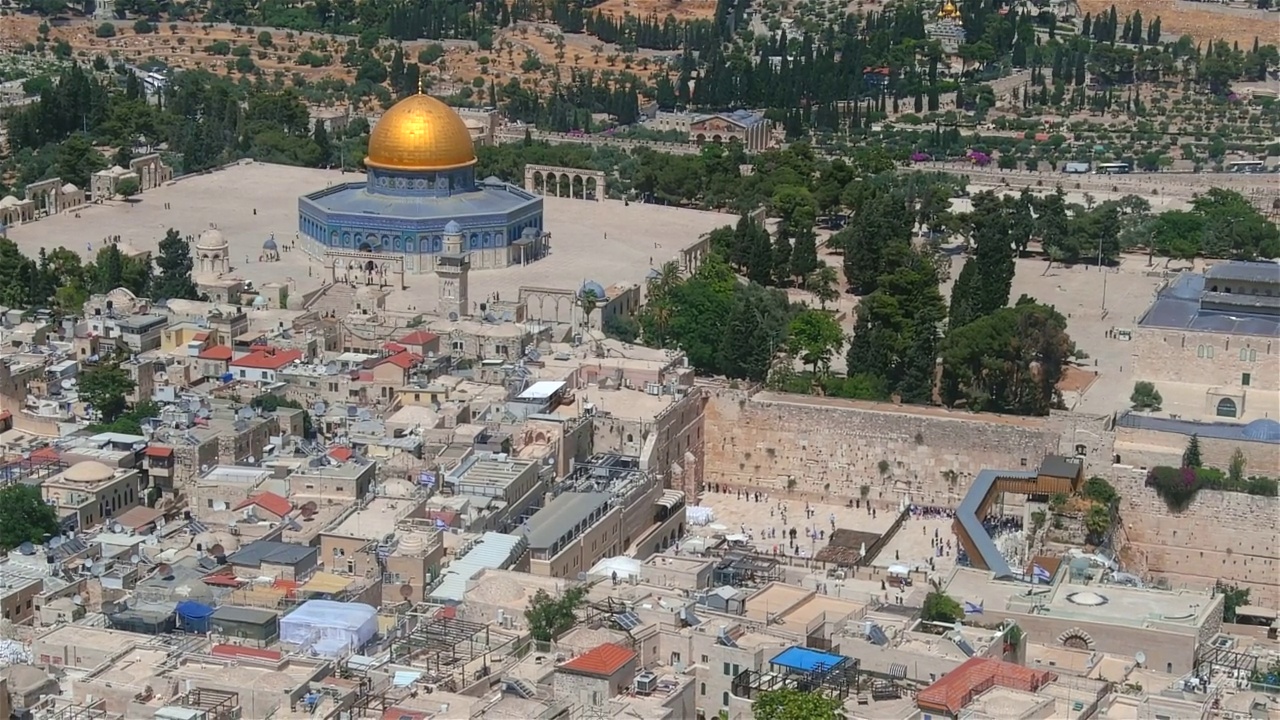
504, 676, 538, 699
305, 282, 355, 317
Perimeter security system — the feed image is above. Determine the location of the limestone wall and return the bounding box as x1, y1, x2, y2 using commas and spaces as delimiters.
1111, 469, 1280, 595
1114, 426, 1280, 475
703, 390, 1071, 506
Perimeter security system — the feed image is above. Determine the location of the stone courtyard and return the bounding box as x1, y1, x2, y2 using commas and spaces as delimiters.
4, 161, 735, 310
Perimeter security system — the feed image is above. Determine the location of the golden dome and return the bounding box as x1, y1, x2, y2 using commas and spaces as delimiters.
365, 94, 477, 172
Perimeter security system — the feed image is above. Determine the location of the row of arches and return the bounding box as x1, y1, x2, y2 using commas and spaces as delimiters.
304, 221, 544, 253
530, 171, 599, 200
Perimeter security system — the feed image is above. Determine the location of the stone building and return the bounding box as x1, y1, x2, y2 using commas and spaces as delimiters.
1132, 261, 1279, 421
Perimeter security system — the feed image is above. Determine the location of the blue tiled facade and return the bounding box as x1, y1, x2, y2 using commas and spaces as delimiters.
298, 164, 543, 258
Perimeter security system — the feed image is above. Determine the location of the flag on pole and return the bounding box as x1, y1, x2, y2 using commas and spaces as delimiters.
1032, 564, 1052, 583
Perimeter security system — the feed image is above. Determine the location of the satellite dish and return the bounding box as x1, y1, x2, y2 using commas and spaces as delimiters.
448, 311, 459, 322
156, 563, 173, 578
209, 543, 225, 556
111, 522, 125, 534
18, 542, 35, 556
72, 594, 84, 606
1134, 651, 1146, 667
213, 501, 227, 511
129, 554, 141, 564
91, 561, 106, 577
247, 455, 256, 464
300, 501, 318, 517
399, 584, 415, 600
50, 536, 63, 549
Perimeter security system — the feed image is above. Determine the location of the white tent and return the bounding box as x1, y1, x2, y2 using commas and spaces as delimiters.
587, 556, 642, 582
280, 600, 378, 658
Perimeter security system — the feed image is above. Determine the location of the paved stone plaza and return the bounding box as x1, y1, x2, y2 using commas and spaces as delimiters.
5, 161, 735, 310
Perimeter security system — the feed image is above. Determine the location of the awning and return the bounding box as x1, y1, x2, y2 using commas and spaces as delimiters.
889, 663, 908, 679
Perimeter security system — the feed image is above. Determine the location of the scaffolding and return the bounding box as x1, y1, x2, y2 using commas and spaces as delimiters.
731, 646, 859, 703
389, 610, 517, 692
169, 689, 240, 720
711, 550, 783, 589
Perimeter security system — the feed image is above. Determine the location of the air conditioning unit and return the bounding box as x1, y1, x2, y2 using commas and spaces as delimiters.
635, 671, 657, 695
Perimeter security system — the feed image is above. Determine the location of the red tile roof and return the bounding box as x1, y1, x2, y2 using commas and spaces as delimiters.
382, 342, 406, 353
230, 348, 302, 370
398, 330, 439, 346
30, 447, 59, 462
192, 331, 210, 342
917, 657, 1055, 716
198, 345, 234, 361
144, 445, 174, 458
560, 643, 637, 678
212, 644, 282, 662
377, 351, 422, 370
202, 573, 243, 587
328, 446, 353, 462
234, 491, 293, 518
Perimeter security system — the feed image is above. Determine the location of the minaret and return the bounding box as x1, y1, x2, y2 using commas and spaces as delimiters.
436, 220, 470, 320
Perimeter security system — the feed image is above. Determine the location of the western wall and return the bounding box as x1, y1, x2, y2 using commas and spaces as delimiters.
702, 389, 1107, 505
703, 388, 1279, 598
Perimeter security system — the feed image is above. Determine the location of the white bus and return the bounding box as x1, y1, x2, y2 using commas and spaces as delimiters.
1095, 162, 1131, 174
1226, 160, 1266, 173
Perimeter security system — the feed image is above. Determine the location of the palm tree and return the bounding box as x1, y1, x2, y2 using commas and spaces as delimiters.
647, 260, 682, 300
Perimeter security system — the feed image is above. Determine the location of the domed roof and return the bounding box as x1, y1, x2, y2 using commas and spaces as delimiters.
0, 195, 20, 207
196, 228, 227, 250
64, 460, 115, 483
581, 280, 606, 299
444, 220, 462, 235
263, 236, 278, 250
1242, 418, 1280, 442
365, 94, 477, 172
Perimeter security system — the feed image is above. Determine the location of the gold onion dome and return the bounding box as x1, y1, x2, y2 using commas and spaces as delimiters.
364, 94, 477, 172
940, 0, 961, 19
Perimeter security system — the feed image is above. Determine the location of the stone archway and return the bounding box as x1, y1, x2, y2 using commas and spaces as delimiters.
524, 164, 606, 202
1058, 628, 1095, 651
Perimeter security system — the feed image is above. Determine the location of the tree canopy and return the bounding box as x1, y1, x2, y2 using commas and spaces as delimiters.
0, 485, 61, 552
525, 585, 588, 642
753, 689, 843, 720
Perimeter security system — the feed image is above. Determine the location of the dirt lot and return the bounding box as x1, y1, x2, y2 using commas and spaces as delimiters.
2, 17, 354, 82
1076, 0, 1280, 46
592, 0, 721, 21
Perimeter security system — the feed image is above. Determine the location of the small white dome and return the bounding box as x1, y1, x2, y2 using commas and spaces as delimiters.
62, 183, 79, 193
63, 461, 115, 483
197, 229, 228, 250
0, 195, 20, 207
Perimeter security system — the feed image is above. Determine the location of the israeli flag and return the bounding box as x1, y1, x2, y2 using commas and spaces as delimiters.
1032, 564, 1052, 583
963, 600, 984, 615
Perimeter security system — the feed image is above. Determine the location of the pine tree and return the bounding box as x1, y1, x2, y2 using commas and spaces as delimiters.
790, 228, 819, 280
771, 232, 792, 287
152, 228, 200, 301
1182, 434, 1203, 468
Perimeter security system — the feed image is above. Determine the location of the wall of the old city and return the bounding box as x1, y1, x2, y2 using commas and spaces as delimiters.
1114, 426, 1280, 475
1111, 470, 1280, 596
703, 390, 1070, 506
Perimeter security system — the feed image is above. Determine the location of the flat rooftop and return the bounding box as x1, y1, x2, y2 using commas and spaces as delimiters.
1138, 272, 1280, 336
326, 497, 414, 540
37, 625, 139, 655
554, 385, 675, 421
744, 582, 811, 623
169, 655, 317, 692
199, 466, 274, 485
944, 567, 1215, 631
968, 685, 1048, 717
87, 647, 171, 686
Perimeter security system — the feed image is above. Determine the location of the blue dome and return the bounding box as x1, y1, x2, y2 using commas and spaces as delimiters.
263, 237, 277, 250
1242, 418, 1280, 442
444, 220, 462, 234
580, 280, 606, 299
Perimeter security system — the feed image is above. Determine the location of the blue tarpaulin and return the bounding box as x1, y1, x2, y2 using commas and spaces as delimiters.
175, 600, 215, 633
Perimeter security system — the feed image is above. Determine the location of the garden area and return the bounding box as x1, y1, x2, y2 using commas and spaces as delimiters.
1145, 435, 1279, 512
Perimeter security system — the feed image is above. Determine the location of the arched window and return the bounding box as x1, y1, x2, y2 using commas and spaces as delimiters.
1249, 349, 1257, 362
1216, 398, 1238, 418
1207, 346, 1215, 359
1197, 345, 1205, 358
1240, 348, 1249, 361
